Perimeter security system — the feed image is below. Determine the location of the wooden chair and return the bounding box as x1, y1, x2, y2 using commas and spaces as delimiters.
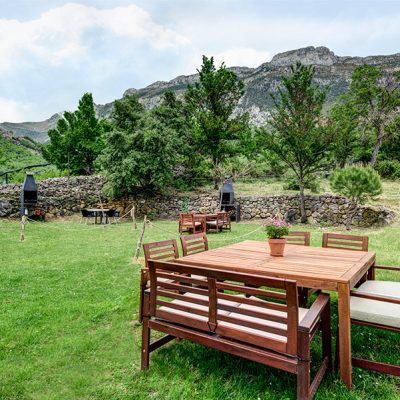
139, 239, 179, 322
142, 260, 332, 400
336, 264, 400, 376
322, 233, 369, 252
180, 232, 208, 256
179, 213, 203, 234
220, 212, 231, 231
285, 232, 311, 306
286, 231, 311, 246
206, 212, 229, 233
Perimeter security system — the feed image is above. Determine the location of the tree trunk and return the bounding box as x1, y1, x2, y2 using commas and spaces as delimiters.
345, 202, 357, 230
370, 132, 384, 166
299, 181, 307, 223
213, 176, 219, 190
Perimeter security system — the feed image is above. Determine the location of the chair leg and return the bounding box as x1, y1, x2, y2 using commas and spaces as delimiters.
297, 360, 310, 400
141, 316, 150, 370
321, 299, 333, 371
297, 330, 311, 400
334, 325, 340, 371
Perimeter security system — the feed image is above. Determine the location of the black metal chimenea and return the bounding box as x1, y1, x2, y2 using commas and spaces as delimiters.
220, 177, 235, 207
219, 177, 240, 222
20, 172, 38, 216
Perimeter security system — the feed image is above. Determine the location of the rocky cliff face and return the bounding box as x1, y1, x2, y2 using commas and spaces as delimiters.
2, 46, 400, 142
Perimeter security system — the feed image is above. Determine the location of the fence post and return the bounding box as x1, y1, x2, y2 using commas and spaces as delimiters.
20, 215, 27, 241
134, 216, 147, 261
131, 205, 137, 230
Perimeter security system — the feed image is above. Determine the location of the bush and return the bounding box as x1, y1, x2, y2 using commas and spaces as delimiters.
283, 177, 320, 193
330, 165, 382, 230
375, 159, 400, 180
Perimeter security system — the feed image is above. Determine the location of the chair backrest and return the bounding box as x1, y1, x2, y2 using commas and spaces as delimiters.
107, 209, 115, 217
322, 233, 369, 251
218, 212, 230, 224
180, 233, 208, 256
143, 240, 179, 268
180, 213, 194, 228
286, 231, 310, 246
147, 260, 299, 356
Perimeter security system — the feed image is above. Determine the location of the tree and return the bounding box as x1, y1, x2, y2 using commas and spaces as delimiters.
42, 93, 107, 175
344, 65, 400, 166
262, 62, 333, 222
98, 94, 186, 197
330, 165, 382, 230
185, 56, 250, 188
329, 102, 360, 167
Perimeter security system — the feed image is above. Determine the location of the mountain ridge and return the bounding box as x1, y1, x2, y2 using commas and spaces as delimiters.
2, 46, 400, 143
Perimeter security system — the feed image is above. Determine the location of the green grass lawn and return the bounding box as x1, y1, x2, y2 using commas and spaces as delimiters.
1, 219, 399, 399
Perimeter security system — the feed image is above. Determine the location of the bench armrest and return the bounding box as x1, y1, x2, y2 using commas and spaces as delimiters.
299, 293, 330, 332
350, 290, 400, 305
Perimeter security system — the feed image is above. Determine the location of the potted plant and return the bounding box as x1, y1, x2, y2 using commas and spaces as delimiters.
266, 218, 290, 256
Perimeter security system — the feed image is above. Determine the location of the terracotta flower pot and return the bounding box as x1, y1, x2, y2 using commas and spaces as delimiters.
268, 238, 287, 257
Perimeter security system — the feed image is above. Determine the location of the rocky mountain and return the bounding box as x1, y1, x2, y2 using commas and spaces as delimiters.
0, 127, 46, 175
2, 46, 400, 143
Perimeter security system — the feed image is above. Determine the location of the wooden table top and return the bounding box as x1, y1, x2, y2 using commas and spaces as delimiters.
85, 208, 110, 212
176, 240, 376, 290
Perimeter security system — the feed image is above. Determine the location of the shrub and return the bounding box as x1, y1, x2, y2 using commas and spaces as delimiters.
330, 165, 382, 230
375, 159, 400, 180
283, 177, 320, 193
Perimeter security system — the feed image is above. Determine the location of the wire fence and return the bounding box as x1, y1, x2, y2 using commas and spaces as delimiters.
146, 219, 264, 242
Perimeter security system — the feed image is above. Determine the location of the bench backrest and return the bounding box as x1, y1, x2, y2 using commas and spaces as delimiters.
147, 260, 299, 356
322, 233, 368, 251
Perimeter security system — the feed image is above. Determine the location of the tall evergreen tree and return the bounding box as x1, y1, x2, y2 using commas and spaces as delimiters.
42, 93, 107, 175
262, 62, 333, 223
343, 65, 400, 165
185, 56, 250, 188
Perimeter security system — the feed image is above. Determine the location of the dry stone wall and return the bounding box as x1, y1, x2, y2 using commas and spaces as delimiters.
0, 175, 395, 227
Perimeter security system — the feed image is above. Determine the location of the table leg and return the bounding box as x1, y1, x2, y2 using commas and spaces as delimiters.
337, 282, 352, 389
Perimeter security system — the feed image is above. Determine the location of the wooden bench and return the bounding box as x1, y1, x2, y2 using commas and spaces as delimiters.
141, 260, 332, 400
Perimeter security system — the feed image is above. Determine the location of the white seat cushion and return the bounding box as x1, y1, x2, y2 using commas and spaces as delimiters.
190, 274, 208, 281
357, 280, 400, 300
350, 281, 400, 328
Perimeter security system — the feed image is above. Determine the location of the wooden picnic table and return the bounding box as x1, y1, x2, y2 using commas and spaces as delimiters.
174, 239, 376, 389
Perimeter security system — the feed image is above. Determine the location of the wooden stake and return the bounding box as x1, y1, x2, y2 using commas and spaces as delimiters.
20, 215, 27, 241
135, 216, 147, 261
131, 205, 137, 229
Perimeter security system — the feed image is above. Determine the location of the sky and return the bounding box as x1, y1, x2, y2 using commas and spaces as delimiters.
0, 0, 399, 122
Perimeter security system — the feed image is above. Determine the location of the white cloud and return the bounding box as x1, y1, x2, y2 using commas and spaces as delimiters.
214, 48, 270, 68
0, 3, 190, 73
0, 98, 33, 123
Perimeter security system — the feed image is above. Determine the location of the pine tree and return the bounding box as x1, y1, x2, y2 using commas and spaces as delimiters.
330, 166, 382, 230
262, 62, 333, 223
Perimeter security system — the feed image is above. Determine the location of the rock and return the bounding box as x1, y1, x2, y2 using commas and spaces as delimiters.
0, 201, 12, 217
